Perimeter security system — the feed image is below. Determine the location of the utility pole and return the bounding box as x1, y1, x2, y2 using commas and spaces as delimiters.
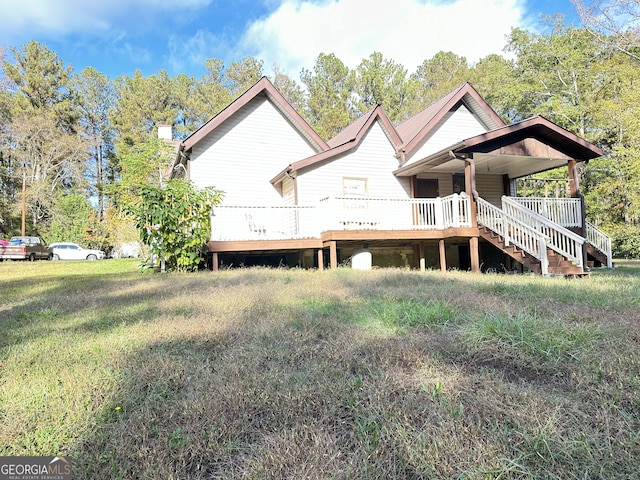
21, 170, 26, 236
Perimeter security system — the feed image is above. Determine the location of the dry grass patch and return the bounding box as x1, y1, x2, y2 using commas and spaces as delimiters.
1, 261, 639, 478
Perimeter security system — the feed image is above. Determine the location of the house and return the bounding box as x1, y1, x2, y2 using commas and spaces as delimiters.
169, 77, 611, 275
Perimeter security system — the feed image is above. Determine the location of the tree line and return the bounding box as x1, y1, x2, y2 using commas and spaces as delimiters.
1, 4, 639, 258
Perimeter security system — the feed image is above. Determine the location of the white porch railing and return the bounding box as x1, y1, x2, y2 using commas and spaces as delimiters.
586, 221, 613, 268
502, 196, 585, 269
476, 197, 549, 275
210, 194, 471, 241
509, 197, 582, 228
318, 194, 471, 231
211, 205, 320, 241
510, 196, 612, 268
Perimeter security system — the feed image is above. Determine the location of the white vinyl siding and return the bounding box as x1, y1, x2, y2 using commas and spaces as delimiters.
296, 121, 410, 203
189, 97, 317, 205
405, 104, 488, 166
282, 176, 295, 206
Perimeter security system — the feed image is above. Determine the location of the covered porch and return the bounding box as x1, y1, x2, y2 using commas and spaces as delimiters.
391, 115, 609, 275
206, 116, 610, 274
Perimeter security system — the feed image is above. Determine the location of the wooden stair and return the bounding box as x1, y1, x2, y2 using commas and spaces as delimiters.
586, 243, 608, 268
479, 226, 589, 277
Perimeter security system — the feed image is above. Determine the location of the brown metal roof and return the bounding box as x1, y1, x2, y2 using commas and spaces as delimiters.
458, 115, 605, 159
394, 115, 604, 177
271, 105, 403, 184
327, 107, 375, 148
396, 82, 505, 157
176, 79, 603, 186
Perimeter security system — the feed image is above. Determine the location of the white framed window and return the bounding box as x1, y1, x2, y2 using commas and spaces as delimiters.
343, 177, 368, 196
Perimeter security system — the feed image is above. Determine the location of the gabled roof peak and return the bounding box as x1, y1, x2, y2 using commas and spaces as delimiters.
181, 76, 329, 153
270, 104, 403, 185
327, 105, 382, 148
396, 82, 505, 157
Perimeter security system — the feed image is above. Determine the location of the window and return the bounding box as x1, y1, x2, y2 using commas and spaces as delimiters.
452, 173, 465, 194
343, 177, 368, 196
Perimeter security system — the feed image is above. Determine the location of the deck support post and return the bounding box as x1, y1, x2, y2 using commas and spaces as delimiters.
317, 249, 324, 271
419, 243, 426, 272
211, 252, 219, 272
439, 239, 446, 272
329, 241, 338, 269
469, 237, 480, 273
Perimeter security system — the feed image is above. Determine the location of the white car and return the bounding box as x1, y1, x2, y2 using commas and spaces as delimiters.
49, 242, 105, 261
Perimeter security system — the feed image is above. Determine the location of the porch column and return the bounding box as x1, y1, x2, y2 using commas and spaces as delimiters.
329, 241, 338, 269
439, 239, 447, 272
317, 249, 324, 271
469, 237, 480, 273
568, 160, 580, 197
211, 252, 219, 272
464, 158, 478, 227
569, 159, 589, 267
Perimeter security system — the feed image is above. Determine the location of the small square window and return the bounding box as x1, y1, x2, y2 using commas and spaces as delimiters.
343, 177, 368, 196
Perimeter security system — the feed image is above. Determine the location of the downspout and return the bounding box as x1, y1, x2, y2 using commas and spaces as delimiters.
170, 145, 190, 179
178, 148, 190, 179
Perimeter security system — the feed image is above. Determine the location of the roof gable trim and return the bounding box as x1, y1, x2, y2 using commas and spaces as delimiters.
182, 77, 329, 153
270, 107, 402, 185
401, 83, 505, 157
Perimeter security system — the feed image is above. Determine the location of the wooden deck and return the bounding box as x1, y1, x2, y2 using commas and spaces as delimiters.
206, 195, 612, 275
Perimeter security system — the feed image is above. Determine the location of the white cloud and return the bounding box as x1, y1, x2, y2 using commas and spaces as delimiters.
167, 29, 229, 75
238, 0, 528, 75
0, 0, 213, 42
0, 1, 110, 39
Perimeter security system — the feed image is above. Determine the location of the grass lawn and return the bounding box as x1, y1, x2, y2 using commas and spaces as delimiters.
1, 259, 639, 479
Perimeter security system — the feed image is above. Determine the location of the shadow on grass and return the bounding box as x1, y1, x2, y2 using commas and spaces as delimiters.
69, 268, 639, 479
2, 265, 639, 478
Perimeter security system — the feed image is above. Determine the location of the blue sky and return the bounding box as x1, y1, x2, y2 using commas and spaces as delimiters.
0, 0, 581, 81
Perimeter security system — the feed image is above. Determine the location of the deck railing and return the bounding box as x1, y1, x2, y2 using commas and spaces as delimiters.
510, 196, 612, 268
211, 205, 320, 241
317, 194, 471, 231
477, 197, 549, 275
502, 196, 585, 269
585, 221, 613, 268
210, 194, 471, 241
508, 197, 582, 228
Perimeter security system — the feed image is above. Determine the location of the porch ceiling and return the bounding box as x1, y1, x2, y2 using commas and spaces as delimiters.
423, 153, 570, 177
472, 153, 568, 177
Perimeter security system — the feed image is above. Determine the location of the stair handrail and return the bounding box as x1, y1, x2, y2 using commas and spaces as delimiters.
507, 197, 582, 228
476, 197, 549, 275
502, 196, 585, 269
585, 221, 613, 268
